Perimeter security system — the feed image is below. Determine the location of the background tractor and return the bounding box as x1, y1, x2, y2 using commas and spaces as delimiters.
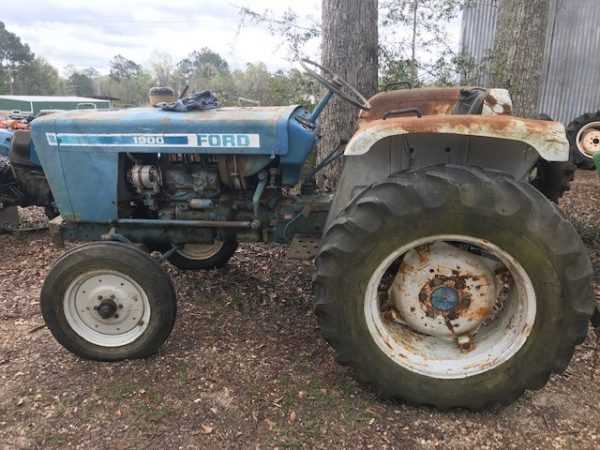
3, 59, 593, 410
0, 133, 56, 228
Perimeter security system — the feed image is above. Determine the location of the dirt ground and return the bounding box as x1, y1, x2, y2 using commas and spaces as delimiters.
1, 171, 600, 450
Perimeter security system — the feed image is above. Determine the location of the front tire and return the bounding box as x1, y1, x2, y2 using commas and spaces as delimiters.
41, 241, 177, 361
314, 165, 593, 409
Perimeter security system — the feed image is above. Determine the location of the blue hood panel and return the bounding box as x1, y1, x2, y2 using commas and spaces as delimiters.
29, 105, 316, 223
32, 105, 300, 156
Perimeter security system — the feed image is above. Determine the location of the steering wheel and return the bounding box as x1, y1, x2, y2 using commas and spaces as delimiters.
300, 58, 371, 111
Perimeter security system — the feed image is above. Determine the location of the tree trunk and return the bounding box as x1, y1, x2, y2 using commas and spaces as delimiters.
491, 0, 551, 117
317, 0, 378, 191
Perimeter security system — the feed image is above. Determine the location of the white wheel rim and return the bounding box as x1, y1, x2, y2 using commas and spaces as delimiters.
364, 235, 536, 379
178, 241, 224, 260
64, 270, 151, 347
576, 121, 600, 158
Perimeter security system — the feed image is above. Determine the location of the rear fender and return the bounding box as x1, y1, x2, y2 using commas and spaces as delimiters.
326, 115, 568, 227
345, 115, 568, 162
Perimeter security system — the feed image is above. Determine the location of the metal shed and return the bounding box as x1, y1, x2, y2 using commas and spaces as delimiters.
461, 0, 600, 124
0, 95, 111, 115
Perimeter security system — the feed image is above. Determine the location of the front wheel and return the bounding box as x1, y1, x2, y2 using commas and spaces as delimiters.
314, 165, 593, 409
41, 242, 177, 361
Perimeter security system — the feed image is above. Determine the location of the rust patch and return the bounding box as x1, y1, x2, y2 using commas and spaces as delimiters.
413, 244, 431, 265
417, 272, 479, 330
358, 114, 538, 134
347, 113, 568, 161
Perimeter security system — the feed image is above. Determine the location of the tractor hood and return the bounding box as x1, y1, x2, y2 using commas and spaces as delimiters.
29, 104, 317, 222
31, 105, 303, 157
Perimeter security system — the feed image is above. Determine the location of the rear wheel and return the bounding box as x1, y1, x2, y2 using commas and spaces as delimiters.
314, 165, 593, 409
167, 240, 238, 270
41, 241, 177, 361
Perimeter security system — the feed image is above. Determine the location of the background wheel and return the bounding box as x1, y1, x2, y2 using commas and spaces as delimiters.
314, 165, 593, 409
41, 241, 176, 361
567, 112, 600, 169
167, 240, 238, 270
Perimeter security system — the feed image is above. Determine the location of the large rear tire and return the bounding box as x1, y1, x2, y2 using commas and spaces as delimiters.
314, 165, 593, 409
41, 241, 177, 361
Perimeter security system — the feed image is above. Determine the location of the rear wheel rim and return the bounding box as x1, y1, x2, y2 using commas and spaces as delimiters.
178, 242, 224, 260
364, 234, 536, 379
576, 121, 600, 158
63, 270, 151, 347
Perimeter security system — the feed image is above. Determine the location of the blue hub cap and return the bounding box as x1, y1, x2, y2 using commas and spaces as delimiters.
431, 286, 459, 311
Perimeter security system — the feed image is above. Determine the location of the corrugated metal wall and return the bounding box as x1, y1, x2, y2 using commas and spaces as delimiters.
460, 0, 499, 87
461, 0, 600, 124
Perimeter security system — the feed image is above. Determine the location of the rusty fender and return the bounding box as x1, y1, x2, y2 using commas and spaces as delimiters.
345, 115, 569, 162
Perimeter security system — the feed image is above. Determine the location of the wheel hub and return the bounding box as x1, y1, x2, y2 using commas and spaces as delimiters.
365, 234, 537, 379
63, 270, 151, 347
577, 121, 600, 157
430, 286, 459, 311
581, 128, 600, 155
96, 298, 118, 319
389, 241, 497, 337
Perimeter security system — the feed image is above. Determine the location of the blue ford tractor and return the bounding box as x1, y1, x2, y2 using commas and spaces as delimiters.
4, 60, 594, 409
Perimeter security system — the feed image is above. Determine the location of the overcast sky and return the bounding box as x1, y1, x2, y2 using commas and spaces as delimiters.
2, 0, 462, 76
2, 0, 322, 74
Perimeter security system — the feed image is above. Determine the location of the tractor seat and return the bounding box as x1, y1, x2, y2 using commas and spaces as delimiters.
360, 87, 487, 122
